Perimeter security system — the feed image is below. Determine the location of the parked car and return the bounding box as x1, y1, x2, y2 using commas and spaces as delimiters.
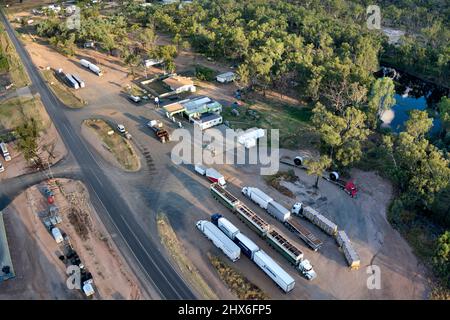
0, 161, 4, 173
128, 95, 141, 103
117, 124, 126, 134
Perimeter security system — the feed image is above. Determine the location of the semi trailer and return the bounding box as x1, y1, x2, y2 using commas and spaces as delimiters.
241, 187, 273, 209
196, 220, 240, 262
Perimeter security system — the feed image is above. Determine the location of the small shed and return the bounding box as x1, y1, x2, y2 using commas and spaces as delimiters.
216, 72, 236, 83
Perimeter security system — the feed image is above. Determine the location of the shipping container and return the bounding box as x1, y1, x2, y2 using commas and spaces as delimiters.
234, 232, 259, 260
335, 230, 351, 247
267, 201, 291, 222
196, 220, 240, 262
210, 183, 240, 211
313, 214, 338, 236
302, 206, 319, 221
242, 187, 273, 209
266, 229, 303, 265
235, 203, 270, 237
342, 241, 360, 269
195, 164, 207, 176
253, 250, 295, 293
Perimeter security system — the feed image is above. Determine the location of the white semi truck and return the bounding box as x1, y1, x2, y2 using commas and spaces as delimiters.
241, 187, 273, 209
80, 59, 103, 76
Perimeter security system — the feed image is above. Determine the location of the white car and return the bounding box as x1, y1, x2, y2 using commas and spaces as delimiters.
0, 162, 4, 173
117, 124, 126, 134
128, 95, 141, 103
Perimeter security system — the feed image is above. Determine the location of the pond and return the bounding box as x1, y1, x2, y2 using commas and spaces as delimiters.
376, 66, 449, 135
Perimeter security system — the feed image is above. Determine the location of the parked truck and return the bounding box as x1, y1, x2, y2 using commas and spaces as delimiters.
211, 213, 240, 240
233, 232, 260, 260
253, 249, 295, 293
147, 120, 170, 143
241, 187, 273, 209
205, 168, 226, 186
293, 204, 338, 236
80, 59, 103, 76
335, 230, 360, 269
298, 259, 317, 280
196, 220, 240, 262
65, 74, 79, 89
71, 74, 85, 88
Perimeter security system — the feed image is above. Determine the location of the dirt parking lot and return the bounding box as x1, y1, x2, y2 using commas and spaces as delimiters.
0, 179, 144, 300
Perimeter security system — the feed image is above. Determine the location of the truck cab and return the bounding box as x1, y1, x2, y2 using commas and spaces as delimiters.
210, 213, 222, 226
298, 259, 317, 280
291, 202, 303, 216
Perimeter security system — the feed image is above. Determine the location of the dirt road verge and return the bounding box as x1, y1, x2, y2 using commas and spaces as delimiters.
157, 213, 217, 300
41, 69, 86, 108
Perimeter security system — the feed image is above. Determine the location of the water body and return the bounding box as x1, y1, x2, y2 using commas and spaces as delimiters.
376, 67, 449, 135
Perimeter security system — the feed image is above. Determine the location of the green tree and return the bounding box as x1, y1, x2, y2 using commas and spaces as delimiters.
368, 77, 397, 128
394, 110, 450, 206
433, 231, 450, 286
15, 118, 39, 162
305, 155, 332, 188
312, 103, 369, 167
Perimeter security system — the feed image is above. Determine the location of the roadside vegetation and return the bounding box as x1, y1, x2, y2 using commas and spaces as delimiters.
0, 96, 50, 131
0, 24, 30, 88
208, 254, 268, 300
83, 119, 139, 171
156, 213, 218, 300
41, 68, 86, 108
264, 170, 297, 198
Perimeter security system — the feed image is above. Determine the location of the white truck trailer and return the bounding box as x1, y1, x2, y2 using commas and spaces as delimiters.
205, 168, 226, 186
267, 201, 291, 222
80, 59, 103, 76
241, 187, 273, 209
211, 214, 240, 240
196, 220, 240, 262
71, 74, 85, 88
65, 74, 79, 89
253, 249, 295, 293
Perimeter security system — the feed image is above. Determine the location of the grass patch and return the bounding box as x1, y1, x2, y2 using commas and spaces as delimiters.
208, 254, 269, 300
0, 96, 50, 131
156, 213, 218, 300
264, 170, 297, 198
0, 24, 30, 88
84, 119, 140, 171
222, 98, 318, 149
41, 69, 86, 108
143, 79, 171, 96
195, 65, 216, 81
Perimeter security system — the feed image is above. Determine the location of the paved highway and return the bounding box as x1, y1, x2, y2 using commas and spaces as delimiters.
0, 10, 196, 300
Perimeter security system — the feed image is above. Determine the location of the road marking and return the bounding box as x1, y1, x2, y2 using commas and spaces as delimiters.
89, 186, 165, 300
119, 214, 183, 299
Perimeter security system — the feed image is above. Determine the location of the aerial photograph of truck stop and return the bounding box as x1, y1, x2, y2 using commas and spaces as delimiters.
0, 0, 449, 310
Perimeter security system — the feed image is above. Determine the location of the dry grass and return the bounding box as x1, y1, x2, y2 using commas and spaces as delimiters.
208, 254, 269, 300
67, 207, 91, 241
41, 69, 86, 108
0, 96, 50, 131
0, 24, 30, 88
84, 119, 140, 171
264, 170, 297, 198
156, 213, 218, 300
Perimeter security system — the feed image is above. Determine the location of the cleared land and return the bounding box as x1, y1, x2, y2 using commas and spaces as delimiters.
157, 213, 217, 300
41, 69, 86, 108
0, 179, 143, 299
0, 24, 30, 88
222, 99, 317, 149
83, 119, 140, 171
0, 95, 50, 131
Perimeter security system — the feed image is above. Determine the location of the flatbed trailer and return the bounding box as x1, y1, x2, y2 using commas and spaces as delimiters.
285, 218, 323, 251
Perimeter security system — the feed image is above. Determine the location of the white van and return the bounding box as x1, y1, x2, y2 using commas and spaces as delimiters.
0, 142, 11, 161
0, 161, 4, 173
